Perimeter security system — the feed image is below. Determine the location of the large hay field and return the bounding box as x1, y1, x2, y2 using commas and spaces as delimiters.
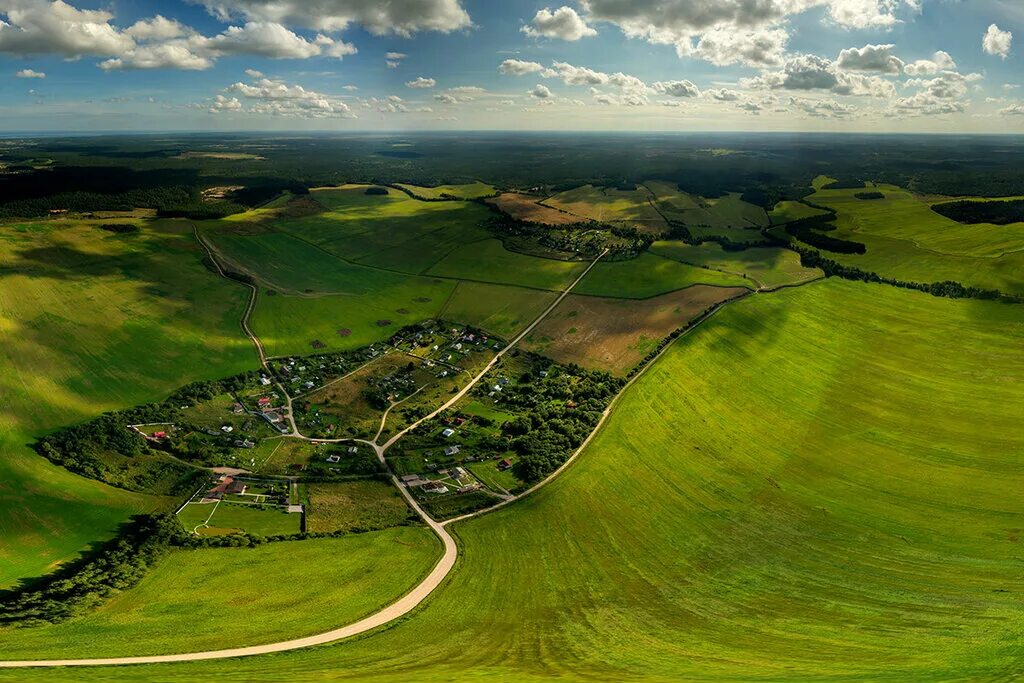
438, 281, 557, 337
791, 182, 1024, 295
394, 182, 496, 200
0, 528, 440, 659
542, 184, 668, 232
523, 286, 748, 374
574, 252, 754, 298
486, 193, 581, 225
426, 238, 588, 291
31, 278, 1024, 681
0, 219, 255, 588
650, 241, 823, 289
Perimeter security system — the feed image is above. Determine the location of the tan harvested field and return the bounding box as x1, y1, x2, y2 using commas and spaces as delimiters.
523, 285, 748, 375
486, 193, 581, 226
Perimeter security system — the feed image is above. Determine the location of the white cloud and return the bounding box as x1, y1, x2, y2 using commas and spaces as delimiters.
744, 53, 898, 99
195, 0, 472, 37
652, 79, 700, 98
836, 43, 903, 74
209, 94, 242, 113
903, 50, 956, 76
126, 15, 188, 41
499, 58, 544, 75
15, 67, 44, 78
224, 74, 355, 118
530, 83, 553, 99
101, 42, 212, 71
206, 22, 325, 58
1000, 103, 1024, 116
0, 0, 134, 58
522, 6, 596, 41
983, 24, 1012, 59
385, 50, 406, 68
705, 88, 741, 101
434, 93, 458, 104
406, 76, 436, 88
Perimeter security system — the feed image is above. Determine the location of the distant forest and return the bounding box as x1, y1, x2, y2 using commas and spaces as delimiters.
931, 199, 1024, 225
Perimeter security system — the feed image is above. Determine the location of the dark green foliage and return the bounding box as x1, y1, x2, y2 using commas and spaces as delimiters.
365, 186, 390, 196
0, 514, 184, 626
785, 219, 867, 254
931, 199, 1024, 225
854, 192, 885, 200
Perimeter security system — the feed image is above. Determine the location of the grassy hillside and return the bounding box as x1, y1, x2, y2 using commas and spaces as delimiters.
427, 239, 587, 291
0, 528, 440, 658
0, 219, 255, 587
650, 240, 822, 289
13, 279, 1022, 681
574, 252, 753, 298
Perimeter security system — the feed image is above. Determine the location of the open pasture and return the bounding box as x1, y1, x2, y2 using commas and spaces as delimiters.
0, 528, 440, 659
177, 500, 300, 537
426, 238, 588, 291
0, 218, 254, 587
394, 182, 497, 200
52, 278, 1024, 681
650, 241, 823, 289
439, 281, 557, 338
541, 184, 667, 233
275, 185, 493, 274
523, 285, 749, 375
793, 182, 1024, 295
647, 181, 769, 230
573, 252, 753, 298
486, 192, 581, 225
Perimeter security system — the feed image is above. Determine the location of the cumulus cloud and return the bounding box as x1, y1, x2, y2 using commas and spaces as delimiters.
223, 73, 356, 118
0, 0, 134, 57
744, 53, 897, 98
434, 93, 458, 104
209, 94, 242, 113
1000, 103, 1024, 116
15, 67, 44, 78
406, 76, 436, 88
195, 0, 472, 36
499, 58, 544, 75
522, 6, 596, 41
903, 50, 956, 76
705, 88, 741, 101
836, 43, 903, 74
651, 79, 700, 98
385, 50, 406, 68
983, 24, 1012, 59
530, 83, 553, 99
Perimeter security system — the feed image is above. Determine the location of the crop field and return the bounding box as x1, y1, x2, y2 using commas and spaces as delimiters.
394, 182, 497, 200
303, 480, 415, 532
574, 252, 753, 298
0, 219, 255, 587
0, 528, 440, 659
791, 183, 1024, 295
650, 241, 823, 289
769, 200, 831, 224
486, 193, 581, 225
438, 281, 557, 337
43, 278, 1024, 681
523, 286, 749, 374
275, 185, 494, 274
541, 184, 668, 232
426, 238, 588, 291
647, 181, 769, 230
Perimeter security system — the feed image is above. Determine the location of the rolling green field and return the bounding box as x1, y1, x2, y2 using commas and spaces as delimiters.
177, 500, 301, 536
438, 281, 557, 337
395, 182, 497, 200
427, 239, 588, 291
791, 183, 1024, 295
650, 240, 823, 289
0, 219, 255, 588
0, 528, 440, 658
276, 185, 493, 274
19, 278, 1024, 681
574, 252, 753, 298
769, 199, 831, 224
542, 183, 666, 231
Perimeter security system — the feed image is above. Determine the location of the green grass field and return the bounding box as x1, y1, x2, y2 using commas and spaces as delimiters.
22, 278, 1024, 681
650, 240, 822, 289
177, 500, 301, 536
0, 219, 255, 588
0, 528, 440, 659
542, 184, 666, 232
768, 199, 831, 224
791, 183, 1024, 295
427, 239, 588, 291
574, 252, 753, 298
439, 281, 557, 337
394, 182, 497, 200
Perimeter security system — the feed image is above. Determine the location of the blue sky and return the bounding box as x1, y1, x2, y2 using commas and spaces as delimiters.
0, 0, 1021, 132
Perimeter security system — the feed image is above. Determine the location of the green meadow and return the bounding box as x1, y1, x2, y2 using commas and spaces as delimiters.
650, 240, 823, 289
0, 219, 255, 587
427, 238, 588, 291
438, 281, 557, 338
794, 183, 1024, 295
17, 278, 1024, 681
574, 251, 753, 298
394, 182, 497, 200
0, 528, 440, 658
542, 183, 666, 230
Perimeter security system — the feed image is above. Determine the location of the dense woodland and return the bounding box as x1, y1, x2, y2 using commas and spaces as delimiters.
931, 199, 1024, 225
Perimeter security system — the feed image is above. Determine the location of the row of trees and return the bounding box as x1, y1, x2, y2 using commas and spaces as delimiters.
932, 199, 1024, 225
